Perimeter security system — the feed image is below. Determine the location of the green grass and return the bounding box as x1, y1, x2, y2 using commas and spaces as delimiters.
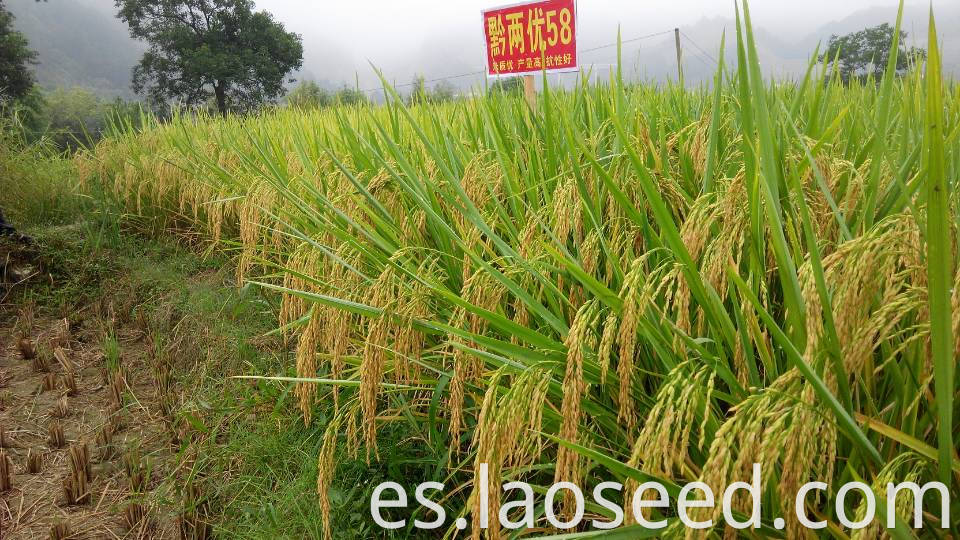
4, 202, 432, 538
0, 126, 80, 227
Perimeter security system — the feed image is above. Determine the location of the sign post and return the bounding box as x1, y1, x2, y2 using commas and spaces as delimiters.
523, 75, 536, 108
674, 28, 684, 85
481, 0, 578, 107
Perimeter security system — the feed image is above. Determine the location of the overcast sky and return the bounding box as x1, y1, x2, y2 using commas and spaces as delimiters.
244, 0, 951, 89
257, 0, 902, 47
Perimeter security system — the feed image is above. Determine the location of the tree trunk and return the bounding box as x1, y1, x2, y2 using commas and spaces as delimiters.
214, 82, 227, 117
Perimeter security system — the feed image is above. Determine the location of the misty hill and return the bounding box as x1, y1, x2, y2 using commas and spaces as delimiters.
309, 3, 959, 94
797, 3, 960, 76
665, 3, 960, 84
6, 0, 143, 97
5, 0, 956, 100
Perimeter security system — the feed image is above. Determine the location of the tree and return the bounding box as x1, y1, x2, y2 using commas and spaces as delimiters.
286, 80, 331, 110
0, 0, 37, 102
115, 0, 303, 116
407, 74, 428, 106
818, 23, 925, 82
407, 75, 457, 106
488, 76, 523, 96
332, 86, 368, 107
430, 80, 456, 103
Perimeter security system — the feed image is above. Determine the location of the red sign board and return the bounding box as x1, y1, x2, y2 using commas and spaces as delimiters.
481, 0, 577, 77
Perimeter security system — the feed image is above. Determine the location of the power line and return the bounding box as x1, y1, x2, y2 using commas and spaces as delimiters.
354, 28, 679, 94
680, 31, 719, 66
684, 47, 713, 68
361, 70, 486, 94
579, 29, 675, 54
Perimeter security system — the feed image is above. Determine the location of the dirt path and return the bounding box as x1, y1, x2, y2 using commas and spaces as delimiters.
1, 280, 186, 537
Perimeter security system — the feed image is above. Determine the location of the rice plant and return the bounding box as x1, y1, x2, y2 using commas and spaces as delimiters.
76, 1, 957, 537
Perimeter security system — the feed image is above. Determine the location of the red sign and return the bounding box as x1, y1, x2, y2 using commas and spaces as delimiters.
481, 0, 577, 77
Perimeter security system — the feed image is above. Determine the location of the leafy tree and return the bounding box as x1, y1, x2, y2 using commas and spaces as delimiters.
407, 75, 457, 106
407, 74, 429, 106
39, 88, 115, 149
0, 0, 37, 101
114, 0, 303, 116
287, 80, 331, 110
819, 23, 925, 82
3, 87, 145, 150
332, 86, 368, 107
488, 76, 523, 95
430, 80, 456, 103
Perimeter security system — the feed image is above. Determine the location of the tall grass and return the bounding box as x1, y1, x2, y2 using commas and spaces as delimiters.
76, 2, 958, 537
0, 113, 79, 226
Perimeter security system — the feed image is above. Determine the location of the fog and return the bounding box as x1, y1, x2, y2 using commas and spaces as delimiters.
246, 0, 957, 92
13, 0, 959, 98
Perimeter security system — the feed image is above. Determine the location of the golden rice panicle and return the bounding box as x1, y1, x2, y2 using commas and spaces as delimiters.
579, 229, 602, 279
294, 307, 322, 425
627, 362, 715, 479
459, 225, 486, 283
460, 153, 503, 223
687, 371, 835, 539
446, 347, 468, 447
697, 175, 749, 304
207, 190, 226, 245
516, 209, 546, 260
550, 176, 579, 245
399, 205, 427, 246
447, 270, 507, 447
799, 215, 925, 386
469, 369, 506, 540
508, 269, 534, 345
324, 306, 352, 411
597, 310, 619, 384
553, 300, 599, 490
624, 362, 714, 527
359, 264, 400, 461
684, 117, 711, 179
320, 257, 354, 411
615, 257, 656, 434
344, 403, 360, 459
850, 454, 925, 540
392, 261, 436, 384
778, 384, 837, 538
316, 412, 345, 540
469, 368, 551, 540
278, 245, 310, 334
236, 181, 277, 285
553, 301, 601, 521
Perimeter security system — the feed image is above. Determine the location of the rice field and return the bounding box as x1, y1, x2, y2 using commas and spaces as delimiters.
75, 4, 957, 538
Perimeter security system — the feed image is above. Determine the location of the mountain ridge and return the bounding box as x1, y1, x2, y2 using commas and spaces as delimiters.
6, 0, 956, 99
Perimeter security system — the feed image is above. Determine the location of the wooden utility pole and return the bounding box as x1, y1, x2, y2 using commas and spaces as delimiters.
674, 28, 684, 86
523, 74, 536, 109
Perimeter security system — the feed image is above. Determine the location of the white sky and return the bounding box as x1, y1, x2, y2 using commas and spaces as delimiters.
257, 0, 900, 44
248, 0, 950, 87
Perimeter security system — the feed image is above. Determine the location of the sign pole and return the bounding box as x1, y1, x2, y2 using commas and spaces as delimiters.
674, 28, 684, 86
523, 74, 536, 109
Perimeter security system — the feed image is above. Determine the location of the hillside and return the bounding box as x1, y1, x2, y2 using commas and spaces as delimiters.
5, 0, 957, 99
6, 0, 142, 97
642, 3, 960, 85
